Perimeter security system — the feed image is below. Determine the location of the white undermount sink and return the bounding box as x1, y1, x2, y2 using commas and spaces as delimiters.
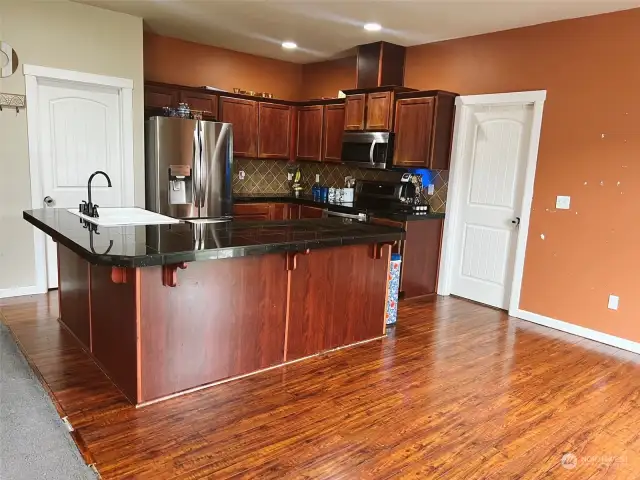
68, 207, 181, 227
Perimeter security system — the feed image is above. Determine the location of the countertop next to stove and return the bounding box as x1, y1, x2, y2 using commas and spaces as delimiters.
233, 194, 445, 222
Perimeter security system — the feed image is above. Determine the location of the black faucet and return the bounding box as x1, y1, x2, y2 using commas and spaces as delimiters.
80, 171, 112, 218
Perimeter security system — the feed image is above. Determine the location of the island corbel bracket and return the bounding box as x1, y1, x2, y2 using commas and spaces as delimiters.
111, 267, 128, 284
372, 242, 394, 260
286, 249, 310, 271
162, 262, 188, 287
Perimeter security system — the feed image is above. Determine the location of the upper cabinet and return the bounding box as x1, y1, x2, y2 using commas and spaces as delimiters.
365, 92, 392, 130
323, 104, 345, 163
393, 92, 457, 170
220, 96, 258, 158
296, 105, 324, 162
143, 82, 457, 169
145, 84, 179, 109
258, 103, 292, 159
343, 89, 400, 132
179, 91, 218, 118
344, 94, 366, 131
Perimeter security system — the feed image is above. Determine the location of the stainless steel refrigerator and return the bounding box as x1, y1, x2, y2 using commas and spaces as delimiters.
145, 116, 233, 219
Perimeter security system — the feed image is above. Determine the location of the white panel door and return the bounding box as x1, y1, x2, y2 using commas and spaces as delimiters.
450, 104, 533, 309
38, 79, 123, 288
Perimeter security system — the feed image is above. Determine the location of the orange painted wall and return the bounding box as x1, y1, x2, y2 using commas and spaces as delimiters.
143, 33, 303, 100
300, 56, 357, 99
405, 8, 640, 342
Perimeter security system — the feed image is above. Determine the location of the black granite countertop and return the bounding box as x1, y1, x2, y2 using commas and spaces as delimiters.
233, 194, 445, 222
24, 209, 404, 268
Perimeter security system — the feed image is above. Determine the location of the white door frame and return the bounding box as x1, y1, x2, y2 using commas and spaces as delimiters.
437, 90, 546, 316
24, 64, 135, 293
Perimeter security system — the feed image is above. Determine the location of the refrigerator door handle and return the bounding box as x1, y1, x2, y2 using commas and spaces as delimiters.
193, 121, 202, 211
198, 121, 206, 208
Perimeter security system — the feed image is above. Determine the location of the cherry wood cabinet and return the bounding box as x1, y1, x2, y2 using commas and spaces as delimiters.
220, 96, 258, 158
300, 206, 325, 219
365, 92, 392, 130
233, 203, 270, 221
323, 104, 345, 163
145, 84, 179, 109
370, 217, 444, 299
393, 97, 435, 168
296, 106, 324, 162
258, 103, 292, 159
179, 91, 218, 117
344, 94, 366, 130
233, 203, 301, 221
287, 204, 300, 219
393, 92, 457, 170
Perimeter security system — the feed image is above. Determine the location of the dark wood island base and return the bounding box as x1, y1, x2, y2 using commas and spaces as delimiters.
58, 242, 392, 405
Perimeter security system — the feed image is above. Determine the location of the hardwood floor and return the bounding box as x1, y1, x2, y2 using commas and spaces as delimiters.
2, 293, 640, 479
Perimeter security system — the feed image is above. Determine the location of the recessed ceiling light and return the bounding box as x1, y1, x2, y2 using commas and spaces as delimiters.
282, 41, 297, 50
364, 23, 382, 32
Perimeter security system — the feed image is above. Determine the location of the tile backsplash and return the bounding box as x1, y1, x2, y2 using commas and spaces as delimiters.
232, 159, 449, 213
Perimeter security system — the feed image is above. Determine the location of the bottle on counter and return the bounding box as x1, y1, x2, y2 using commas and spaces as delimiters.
312, 174, 321, 201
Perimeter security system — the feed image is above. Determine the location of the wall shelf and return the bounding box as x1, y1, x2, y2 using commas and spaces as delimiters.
0, 92, 26, 111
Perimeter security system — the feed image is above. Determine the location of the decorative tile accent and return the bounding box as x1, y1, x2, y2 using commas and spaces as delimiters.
232, 159, 449, 212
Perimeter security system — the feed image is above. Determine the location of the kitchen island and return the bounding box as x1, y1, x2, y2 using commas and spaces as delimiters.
24, 209, 403, 405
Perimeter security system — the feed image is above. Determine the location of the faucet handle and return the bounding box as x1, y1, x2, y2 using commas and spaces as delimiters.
91, 204, 100, 218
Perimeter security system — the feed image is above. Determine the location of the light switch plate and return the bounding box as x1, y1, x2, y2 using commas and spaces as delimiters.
608, 295, 619, 310
556, 195, 571, 210
427, 184, 435, 195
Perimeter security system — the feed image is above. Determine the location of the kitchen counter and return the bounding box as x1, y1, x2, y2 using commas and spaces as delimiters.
234, 194, 445, 222
24, 208, 403, 267
24, 207, 400, 406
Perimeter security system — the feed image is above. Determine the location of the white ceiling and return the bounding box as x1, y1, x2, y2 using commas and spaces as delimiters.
74, 0, 640, 63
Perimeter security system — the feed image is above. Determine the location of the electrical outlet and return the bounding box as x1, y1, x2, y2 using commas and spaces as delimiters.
239, 170, 246, 180
608, 295, 619, 310
427, 184, 435, 195
287, 172, 293, 181
556, 195, 571, 210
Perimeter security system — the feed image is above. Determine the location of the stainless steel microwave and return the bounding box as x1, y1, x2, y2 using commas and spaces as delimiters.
341, 132, 395, 170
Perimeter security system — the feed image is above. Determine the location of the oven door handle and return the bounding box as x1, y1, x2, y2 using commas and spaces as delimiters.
369, 139, 378, 166
326, 210, 368, 221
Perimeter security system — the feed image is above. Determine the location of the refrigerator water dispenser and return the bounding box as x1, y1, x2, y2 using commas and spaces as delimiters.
168, 165, 192, 205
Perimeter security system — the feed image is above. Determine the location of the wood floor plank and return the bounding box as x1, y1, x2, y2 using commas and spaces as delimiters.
2, 293, 640, 478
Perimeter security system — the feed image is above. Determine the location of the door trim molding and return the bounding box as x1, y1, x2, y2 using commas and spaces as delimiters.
24, 64, 135, 293
437, 90, 546, 316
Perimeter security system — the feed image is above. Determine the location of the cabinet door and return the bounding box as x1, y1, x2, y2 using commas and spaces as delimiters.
179, 91, 218, 118
145, 85, 178, 109
220, 97, 258, 158
300, 206, 324, 219
323, 104, 345, 163
270, 203, 286, 220
296, 105, 323, 162
258, 103, 292, 159
344, 94, 366, 130
286, 204, 300, 220
393, 97, 435, 168
365, 92, 392, 130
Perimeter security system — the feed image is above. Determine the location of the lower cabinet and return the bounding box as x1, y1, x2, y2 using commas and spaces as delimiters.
232, 203, 270, 221
299, 205, 325, 218
233, 202, 304, 221
370, 217, 444, 299
286, 244, 389, 360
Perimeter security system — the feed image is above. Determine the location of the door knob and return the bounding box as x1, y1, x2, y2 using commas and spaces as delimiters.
511, 217, 521, 226
43, 196, 55, 207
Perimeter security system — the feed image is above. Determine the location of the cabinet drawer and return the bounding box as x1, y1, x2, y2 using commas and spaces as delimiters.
233, 203, 270, 216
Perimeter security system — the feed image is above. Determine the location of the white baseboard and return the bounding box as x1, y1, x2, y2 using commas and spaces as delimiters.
514, 309, 640, 355
0, 285, 46, 300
